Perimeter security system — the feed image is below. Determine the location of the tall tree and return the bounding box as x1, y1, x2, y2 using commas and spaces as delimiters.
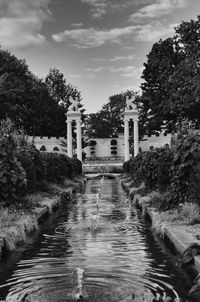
141, 16, 200, 133
140, 38, 182, 134
45, 67, 82, 109
84, 90, 139, 138
0, 48, 67, 136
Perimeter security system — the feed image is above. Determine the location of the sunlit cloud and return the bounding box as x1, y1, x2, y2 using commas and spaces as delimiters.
52, 26, 136, 48
85, 65, 143, 78
110, 65, 144, 78
129, 0, 188, 22
80, 0, 142, 19
0, 0, 51, 49
135, 22, 177, 41
53, 21, 176, 48
92, 55, 136, 62
71, 22, 84, 28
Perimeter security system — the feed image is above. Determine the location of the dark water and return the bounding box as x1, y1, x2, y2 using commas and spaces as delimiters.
0, 177, 192, 301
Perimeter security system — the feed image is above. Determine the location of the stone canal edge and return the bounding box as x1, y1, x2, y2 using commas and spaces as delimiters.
0, 177, 87, 262
120, 178, 200, 274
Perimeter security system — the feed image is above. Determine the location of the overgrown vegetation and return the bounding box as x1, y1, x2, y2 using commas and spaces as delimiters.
0, 208, 38, 251
124, 145, 173, 193
123, 129, 200, 210
0, 118, 82, 207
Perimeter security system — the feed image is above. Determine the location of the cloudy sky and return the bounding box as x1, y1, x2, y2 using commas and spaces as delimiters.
0, 0, 199, 113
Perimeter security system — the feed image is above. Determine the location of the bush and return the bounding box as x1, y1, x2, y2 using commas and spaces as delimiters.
40, 152, 81, 183
123, 160, 130, 174
71, 158, 82, 176
124, 146, 173, 192
0, 138, 27, 204
15, 144, 45, 192
169, 130, 200, 207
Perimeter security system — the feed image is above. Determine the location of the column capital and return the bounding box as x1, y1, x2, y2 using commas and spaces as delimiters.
124, 110, 138, 121
66, 111, 82, 122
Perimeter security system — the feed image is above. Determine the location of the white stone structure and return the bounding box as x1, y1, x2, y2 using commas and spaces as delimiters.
124, 96, 139, 161
66, 111, 82, 162
28, 133, 171, 159
66, 94, 82, 162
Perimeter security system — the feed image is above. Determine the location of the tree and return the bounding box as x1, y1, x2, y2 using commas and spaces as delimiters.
140, 38, 182, 134
85, 90, 137, 138
0, 48, 69, 136
140, 16, 200, 134
45, 67, 82, 108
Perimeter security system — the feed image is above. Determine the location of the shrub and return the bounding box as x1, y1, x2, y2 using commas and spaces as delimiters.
169, 130, 200, 207
125, 146, 173, 192
41, 152, 75, 182
0, 118, 28, 149
123, 160, 130, 174
15, 144, 45, 192
0, 138, 27, 204
71, 158, 82, 176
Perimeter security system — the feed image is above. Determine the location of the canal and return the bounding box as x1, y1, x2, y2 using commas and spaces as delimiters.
0, 177, 192, 301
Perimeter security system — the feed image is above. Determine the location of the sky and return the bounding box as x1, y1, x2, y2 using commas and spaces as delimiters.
0, 0, 199, 113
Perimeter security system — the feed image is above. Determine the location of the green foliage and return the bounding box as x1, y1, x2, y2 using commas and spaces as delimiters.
170, 130, 200, 207
140, 16, 200, 135
85, 90, 138, 138
123, 161, 130, 174
124, 146, 173, 192
40, 152, 82, 183
15, 144, 45, 192
71, 158, 82, 176
0, 48, 66, 137
0, 117, 28, 149
0, 138, 27, 203
45, 67, 82, 106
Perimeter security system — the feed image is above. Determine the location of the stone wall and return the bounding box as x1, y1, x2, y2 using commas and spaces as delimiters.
28, 136, 66, 154
28, 133, 172, 158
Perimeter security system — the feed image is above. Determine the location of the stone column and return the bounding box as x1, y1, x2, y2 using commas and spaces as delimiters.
67, 120, 73, 157
76, 119, 82, 162
134, 119, 139, 157
124, 118, 130, 161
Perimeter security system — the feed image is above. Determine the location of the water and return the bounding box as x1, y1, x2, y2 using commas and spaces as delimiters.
0, 177, 191, 301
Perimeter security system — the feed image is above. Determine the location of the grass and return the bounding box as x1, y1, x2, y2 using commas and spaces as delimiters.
150, 202, 200, 238
0, 208, 38, 251
0, 177, 84, 253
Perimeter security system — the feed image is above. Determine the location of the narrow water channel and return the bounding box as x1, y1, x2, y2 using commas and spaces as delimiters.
0, 177, 191, 301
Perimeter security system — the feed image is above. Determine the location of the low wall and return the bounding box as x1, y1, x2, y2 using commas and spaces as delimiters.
83, 162, 123, 174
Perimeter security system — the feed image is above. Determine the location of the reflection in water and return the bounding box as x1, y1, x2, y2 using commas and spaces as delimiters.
0, 178, 191, 301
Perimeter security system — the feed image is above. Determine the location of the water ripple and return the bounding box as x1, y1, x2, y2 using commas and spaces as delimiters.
0, 178, 188, 301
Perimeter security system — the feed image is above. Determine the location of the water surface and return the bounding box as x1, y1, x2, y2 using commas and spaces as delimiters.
0, 177, 191, 301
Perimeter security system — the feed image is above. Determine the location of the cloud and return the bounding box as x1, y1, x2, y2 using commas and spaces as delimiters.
92, 55, 136, 62
134, 22, 176, 41
71, 22, 84, 28
85, 65, 143, 78
110, 65, 144, 78
80, 0, 140, 19
53, 21, 176, 48
129, 0, 188, 22
52, 26, 136, 48
0, 0, 51, 49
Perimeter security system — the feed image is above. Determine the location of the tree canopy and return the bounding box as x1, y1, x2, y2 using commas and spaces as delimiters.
140, 16, 200, 134
0, 48, 83, 137
85, 90, 139, 138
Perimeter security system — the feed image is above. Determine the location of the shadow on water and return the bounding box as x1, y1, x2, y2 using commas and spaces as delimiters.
0, 177, 192, 301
